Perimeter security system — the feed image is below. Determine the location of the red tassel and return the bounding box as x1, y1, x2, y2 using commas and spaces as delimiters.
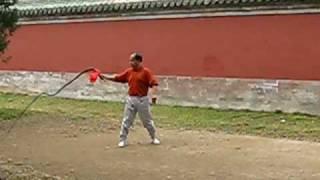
89, 68, 101, 83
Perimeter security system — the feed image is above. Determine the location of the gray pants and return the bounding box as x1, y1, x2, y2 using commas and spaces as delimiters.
120, 96, 156, 141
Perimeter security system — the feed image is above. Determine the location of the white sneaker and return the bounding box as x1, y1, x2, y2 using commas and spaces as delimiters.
118, 140, 128, 148
151, 138, 161, 145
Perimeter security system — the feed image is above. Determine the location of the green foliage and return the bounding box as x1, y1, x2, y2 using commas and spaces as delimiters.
0, 0, 18, 55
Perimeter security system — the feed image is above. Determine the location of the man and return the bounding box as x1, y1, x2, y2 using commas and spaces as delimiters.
101, 53, 160, 148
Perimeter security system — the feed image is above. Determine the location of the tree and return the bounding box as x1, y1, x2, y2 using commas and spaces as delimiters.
0, 0, 18, 63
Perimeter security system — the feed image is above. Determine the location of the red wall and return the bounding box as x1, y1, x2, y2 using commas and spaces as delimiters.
1, 14, 320, 80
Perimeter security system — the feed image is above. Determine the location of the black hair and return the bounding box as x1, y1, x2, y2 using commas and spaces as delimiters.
131, 53, 143, 62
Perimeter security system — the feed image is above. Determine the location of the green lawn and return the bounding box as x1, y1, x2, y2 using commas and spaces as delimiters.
1, 92, 320, 142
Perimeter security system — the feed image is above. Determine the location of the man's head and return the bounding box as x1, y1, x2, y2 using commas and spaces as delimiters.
129, 53, 143, 69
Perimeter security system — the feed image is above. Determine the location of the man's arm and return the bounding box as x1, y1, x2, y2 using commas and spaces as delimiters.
100, 69, 129, 83
147, 69, 159, 105
100, 74, 117, 82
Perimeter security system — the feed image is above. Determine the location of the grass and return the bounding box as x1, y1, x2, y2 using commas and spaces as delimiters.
0, 108, 22, 120
1, 92, 320, 142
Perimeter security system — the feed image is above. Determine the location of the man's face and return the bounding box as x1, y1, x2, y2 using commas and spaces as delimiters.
129, 56, 141, 69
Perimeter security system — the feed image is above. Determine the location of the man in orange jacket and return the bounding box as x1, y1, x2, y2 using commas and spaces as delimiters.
102, 53, 160, 148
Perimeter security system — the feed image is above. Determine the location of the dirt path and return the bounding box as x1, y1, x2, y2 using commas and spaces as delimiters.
0, 117, 320, 180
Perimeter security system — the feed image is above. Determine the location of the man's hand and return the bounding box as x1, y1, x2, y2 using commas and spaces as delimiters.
150, 86, 158, 105
151, 97, 157, 105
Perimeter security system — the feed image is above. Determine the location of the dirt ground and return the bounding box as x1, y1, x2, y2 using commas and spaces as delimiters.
0, 116, 320, 180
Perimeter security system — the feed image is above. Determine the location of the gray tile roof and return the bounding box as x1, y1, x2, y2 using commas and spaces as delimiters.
14, 0, 320, 19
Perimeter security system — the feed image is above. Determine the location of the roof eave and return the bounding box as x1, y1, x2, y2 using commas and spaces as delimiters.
18, 4, 320, 24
